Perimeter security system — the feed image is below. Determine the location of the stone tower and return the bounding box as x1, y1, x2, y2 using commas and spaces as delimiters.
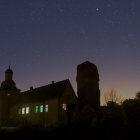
0, 66, 20, 126
76, 61, 100, 108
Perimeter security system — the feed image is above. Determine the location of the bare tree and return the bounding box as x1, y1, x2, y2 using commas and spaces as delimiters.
136, 92, 140, 99
102, 88, 123, 105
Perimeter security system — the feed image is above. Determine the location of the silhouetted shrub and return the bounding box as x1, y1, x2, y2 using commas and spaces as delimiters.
72, 101, 100, 127
101, 103, 127, 128
122, 99, 140, 125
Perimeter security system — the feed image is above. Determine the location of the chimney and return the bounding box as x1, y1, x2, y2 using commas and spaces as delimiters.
52, 81, 55, 84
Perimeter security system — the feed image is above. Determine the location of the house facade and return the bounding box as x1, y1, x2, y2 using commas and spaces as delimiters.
0, 67, 77, 127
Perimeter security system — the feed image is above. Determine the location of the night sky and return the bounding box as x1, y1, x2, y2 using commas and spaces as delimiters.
0, 0, 140, 100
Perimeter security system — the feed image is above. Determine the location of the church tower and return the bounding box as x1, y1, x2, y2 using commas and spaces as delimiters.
0, 66, 20, 126
76, 61, 100, 108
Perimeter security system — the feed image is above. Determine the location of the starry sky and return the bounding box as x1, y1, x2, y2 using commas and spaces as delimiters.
0, 0, 140, 100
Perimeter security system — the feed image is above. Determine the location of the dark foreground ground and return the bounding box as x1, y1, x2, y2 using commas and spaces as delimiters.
0, 125, 140, 140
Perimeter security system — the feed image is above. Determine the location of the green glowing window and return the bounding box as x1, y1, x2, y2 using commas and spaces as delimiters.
40, 105, 43, 112
22, 107, 25, 114
26, 107, 29, 114
35, 106, 38, 113
45, 105, 48, 112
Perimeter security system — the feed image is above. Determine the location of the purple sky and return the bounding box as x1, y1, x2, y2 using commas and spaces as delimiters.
0, 0, 140, 99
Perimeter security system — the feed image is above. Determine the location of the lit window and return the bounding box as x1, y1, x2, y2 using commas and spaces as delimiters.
22, 107, 25, 114
45, 105, 48, 112
18, 108, 22, 114
40, 105, 43, 112
62, 104, 66, 111
26, 107, 29, 114
35, 106, 38, 113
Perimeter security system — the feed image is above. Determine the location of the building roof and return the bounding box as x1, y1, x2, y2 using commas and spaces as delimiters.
15, 79, 71, 105
77, 61, 99, 81
77, 61, 98, 70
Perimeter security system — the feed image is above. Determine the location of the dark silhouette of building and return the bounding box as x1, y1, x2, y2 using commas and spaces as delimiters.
0, 66, 20, 126
71, 61, 100, 124
76, 61, 100, 108
0, 61, 101, 127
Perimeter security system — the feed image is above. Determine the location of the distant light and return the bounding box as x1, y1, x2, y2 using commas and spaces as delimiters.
96, 8, 99, 11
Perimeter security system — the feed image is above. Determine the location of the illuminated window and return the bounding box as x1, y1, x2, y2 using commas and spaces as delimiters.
45, 105, 48, 112
26, 107, 29, 114
40, 105, 43, 112
22, 107, 25, 114
18, 108, 22, 114
62, 104, 66, 111
35, 106, 38, 113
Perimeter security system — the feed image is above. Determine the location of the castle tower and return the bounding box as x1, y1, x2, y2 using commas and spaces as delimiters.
76, 61, 100, 108
0, 66, 20, 126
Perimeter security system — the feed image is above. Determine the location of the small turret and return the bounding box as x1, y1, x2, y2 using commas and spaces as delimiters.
5, 66, 13, 81
0, 66, 17, 90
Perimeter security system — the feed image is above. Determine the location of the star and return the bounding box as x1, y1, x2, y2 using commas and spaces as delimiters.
95, 8, 102, 16
96, 8, 99, 11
